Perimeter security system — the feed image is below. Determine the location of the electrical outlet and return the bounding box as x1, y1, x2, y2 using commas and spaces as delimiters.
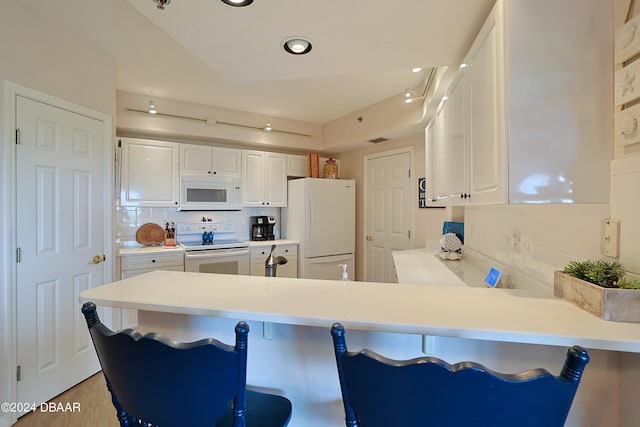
601, 219, 620, 257
521, 234, 533, 257
510, 233, 521, 254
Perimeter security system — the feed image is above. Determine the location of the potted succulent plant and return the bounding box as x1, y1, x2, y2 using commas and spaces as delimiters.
554, 260, 640, 322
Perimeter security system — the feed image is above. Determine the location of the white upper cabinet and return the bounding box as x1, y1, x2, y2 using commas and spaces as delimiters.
180, 144, 241, 177
242, 150, 287, 207
444, 69, 469, 203
426, 0, 611, 205
119, 137, 180, 207
424, 120, 438, 205
466, 9, 505, 205
287, 154, 309, 178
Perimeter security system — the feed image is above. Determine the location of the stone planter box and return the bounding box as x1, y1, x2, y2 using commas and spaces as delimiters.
554, 271, 640, 323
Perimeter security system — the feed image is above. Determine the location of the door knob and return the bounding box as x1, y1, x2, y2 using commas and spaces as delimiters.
366, 235, 374, 241
89, 254, 106, 264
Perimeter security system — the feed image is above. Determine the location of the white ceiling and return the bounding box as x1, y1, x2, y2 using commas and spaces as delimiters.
20, 0, 496, 125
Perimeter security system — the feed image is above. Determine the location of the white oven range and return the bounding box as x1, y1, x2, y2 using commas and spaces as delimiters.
177, 222, 249, 275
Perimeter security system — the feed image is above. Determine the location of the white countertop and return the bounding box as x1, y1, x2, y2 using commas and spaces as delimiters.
118, 239, 298, 256
80, 269, 640, 353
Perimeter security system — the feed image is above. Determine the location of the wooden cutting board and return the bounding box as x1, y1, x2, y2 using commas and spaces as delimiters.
136, 223, 165, 246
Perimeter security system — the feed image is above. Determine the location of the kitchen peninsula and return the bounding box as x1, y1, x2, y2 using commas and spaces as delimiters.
80, 270, 640, 427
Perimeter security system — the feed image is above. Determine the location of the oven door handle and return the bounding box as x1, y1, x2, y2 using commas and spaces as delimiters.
184, 248, 249, 259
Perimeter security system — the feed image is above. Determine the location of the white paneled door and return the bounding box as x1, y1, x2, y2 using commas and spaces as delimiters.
16, 96, 103, 409
365, 150, 412, 283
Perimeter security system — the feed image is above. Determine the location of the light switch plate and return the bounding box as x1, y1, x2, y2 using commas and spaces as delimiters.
601, 219, 620, 257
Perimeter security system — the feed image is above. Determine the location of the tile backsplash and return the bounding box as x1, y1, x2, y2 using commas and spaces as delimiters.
464, 203, 611, 287
612, 155, 640, 276
116, 206, 281, 246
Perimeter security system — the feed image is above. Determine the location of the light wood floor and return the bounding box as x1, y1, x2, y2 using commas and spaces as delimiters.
13, 373, 119, 427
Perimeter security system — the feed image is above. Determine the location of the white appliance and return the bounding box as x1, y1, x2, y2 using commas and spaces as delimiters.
283, 178, 355, 280
178, 222, 250, 275
179, 176, 242, 211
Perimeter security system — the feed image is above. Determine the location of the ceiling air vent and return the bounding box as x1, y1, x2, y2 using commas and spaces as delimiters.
368, 137, 389, 144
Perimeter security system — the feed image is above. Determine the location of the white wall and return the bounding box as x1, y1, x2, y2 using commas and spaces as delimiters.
0, 2, 116, 425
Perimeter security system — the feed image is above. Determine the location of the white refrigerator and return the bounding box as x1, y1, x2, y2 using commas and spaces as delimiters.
283, 178, 356, 280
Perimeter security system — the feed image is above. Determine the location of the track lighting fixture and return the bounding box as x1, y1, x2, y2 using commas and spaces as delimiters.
153, 0, 170, 10
125, 106, 312, 137
404, 89, 421, 104
402, 68, 436, 105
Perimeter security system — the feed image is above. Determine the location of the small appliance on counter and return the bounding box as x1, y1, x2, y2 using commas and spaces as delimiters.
250, 216, 276, 241
439, 232, 463, 261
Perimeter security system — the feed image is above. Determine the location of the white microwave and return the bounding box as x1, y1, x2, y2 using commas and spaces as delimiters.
179, 176, 242, 210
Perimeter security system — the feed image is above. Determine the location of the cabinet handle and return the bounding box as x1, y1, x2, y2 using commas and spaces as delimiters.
151, 259, 156, 263
213, 171, 217, 174
208, 171, 211, 174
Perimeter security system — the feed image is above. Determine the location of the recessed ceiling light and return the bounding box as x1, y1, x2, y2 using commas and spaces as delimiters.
220, 0, 253, 6
283, 37, 313, 55
411, 67, 423, 73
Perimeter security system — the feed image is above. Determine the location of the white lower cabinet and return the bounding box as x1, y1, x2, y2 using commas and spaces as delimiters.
118, 251, 184, 328
250, 244, 298, 278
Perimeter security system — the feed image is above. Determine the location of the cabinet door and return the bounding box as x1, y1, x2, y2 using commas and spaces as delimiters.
242, 150, 287, 207
424, 120, 440, 206
287, 154, 309, 177
445, 70, 469, 203
434, 99, 449, 204
276, 256, 297, 278
120, 138, 179, 207
242, 150, 265, 207
180, 144, 212, 176
265, 152, 287, 207
467, 10, 506, 204
212, 147, 241, 177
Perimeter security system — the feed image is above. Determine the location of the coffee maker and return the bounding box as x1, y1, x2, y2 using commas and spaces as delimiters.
250, 216, 276, 241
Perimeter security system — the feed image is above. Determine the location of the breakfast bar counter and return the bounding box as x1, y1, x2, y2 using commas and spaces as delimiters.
80, 271, 640, 427
80, 270, 640, 352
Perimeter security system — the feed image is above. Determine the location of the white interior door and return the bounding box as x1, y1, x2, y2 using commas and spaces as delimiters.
365, 150, 412, 283
16, 96, 104, 409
